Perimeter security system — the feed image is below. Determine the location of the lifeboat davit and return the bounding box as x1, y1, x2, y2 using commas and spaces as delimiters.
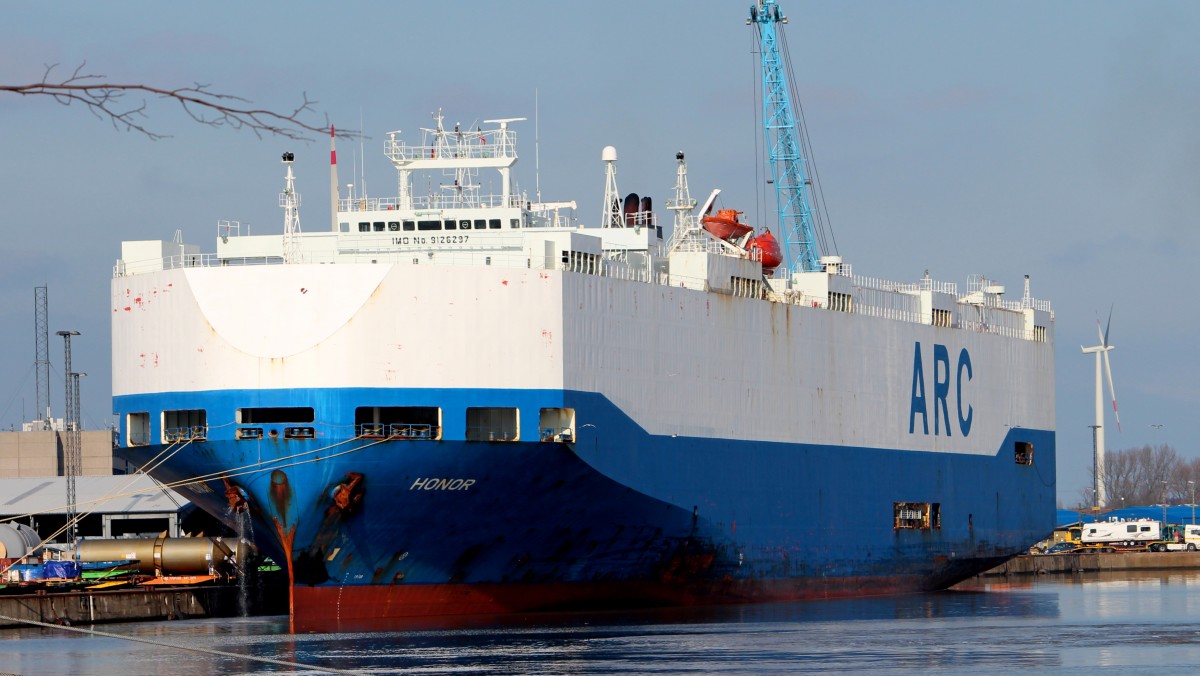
747, 229, 783, 270
701, 209, 753, 240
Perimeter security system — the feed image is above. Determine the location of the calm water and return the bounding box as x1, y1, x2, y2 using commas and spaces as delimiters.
4, 571, 1200, 675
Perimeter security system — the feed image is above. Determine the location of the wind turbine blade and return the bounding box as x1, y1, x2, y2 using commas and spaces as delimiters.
1103, 305, 1113, 347
1096, 319, 1105, 346
1103, 348, 1120, 432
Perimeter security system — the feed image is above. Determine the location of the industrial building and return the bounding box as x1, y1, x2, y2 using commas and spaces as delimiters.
0, 429, 200, 545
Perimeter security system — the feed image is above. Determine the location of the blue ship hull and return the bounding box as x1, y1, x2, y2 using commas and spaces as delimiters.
115, 386, 1055, 630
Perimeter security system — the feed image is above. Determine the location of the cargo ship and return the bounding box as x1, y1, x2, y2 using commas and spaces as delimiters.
110, 2, 1055, 631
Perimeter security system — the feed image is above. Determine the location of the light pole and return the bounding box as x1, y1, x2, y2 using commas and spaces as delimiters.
1162, 480, 1169, 525
1190, 480, 1196, 526
56, 330, 81, 554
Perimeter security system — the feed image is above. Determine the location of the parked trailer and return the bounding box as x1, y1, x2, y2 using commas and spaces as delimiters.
1080, 518, 1163, 552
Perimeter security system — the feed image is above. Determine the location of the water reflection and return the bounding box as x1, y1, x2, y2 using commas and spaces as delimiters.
3, 572, 1200, 674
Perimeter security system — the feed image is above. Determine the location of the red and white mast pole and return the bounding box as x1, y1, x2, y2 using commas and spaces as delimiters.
330, 125, 340, 232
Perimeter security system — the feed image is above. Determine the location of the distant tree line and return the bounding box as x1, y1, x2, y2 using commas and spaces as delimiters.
1076, 444, 1200, 509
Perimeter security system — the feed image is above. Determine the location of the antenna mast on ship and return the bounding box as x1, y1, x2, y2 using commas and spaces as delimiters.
280, 151, 301, 263
749, 0, 828, 273
600, 146, 622, 228
329, 126, 339, 231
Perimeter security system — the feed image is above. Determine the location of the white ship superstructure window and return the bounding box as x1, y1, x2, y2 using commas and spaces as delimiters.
418, 220, 442, 231
404, 221, 416, 231
355, 406, 442, 440
237, 407, 315, 424
373, 221, 386, 232
539, 408, 576, 442
358, 222, 370, 232
894, 502, 941, 530
162, 408, 207, 443
444, 219, 457, 230
127, 412, 150, 447
489, 219, 501, 229
474, 219, 486, 229
388, 221, 400, 231
459, 220, 471, 230
466, 407, 519, 442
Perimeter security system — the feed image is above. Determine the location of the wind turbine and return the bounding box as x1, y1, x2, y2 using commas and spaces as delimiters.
1081, 309, 1120, 510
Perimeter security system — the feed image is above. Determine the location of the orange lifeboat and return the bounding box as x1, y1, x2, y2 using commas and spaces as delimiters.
747, 229, 783, 270
701, 209, 753, 240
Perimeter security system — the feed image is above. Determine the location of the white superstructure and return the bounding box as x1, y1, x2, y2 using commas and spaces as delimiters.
113, 112, 1053, 460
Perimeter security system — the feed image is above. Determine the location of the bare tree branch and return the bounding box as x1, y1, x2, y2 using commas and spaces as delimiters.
2, 63, 359, 142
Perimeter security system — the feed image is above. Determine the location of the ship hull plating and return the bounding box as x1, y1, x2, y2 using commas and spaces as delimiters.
116, 385, 1053, 630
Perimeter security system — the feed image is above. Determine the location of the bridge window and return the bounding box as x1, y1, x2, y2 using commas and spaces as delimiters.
489, 219, 501, 229
444, 219, 457, 230
355, 406, 441, 440
403, 220, 416, 231
127, 412, 150, 447
894, 502, 941, 530
237, 407, 314, 424
162, 409, 207, 443
466, 407, 519, 442
418, 220, 442, 231
373, 221, 385, 232
358, 222, 370, 232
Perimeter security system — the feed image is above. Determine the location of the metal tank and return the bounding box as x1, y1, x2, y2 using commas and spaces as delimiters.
0, 523, 42, 559
78, 536, 251, 575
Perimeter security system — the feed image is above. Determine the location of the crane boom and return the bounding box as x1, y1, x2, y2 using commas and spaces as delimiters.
749, 0, 821, 273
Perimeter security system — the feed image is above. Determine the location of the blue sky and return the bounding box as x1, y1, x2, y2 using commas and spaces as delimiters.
3, 1, 1198, 504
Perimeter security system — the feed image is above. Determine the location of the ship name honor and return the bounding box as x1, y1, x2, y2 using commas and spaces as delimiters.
908, 341, 974, 438
410, 477, 476, 491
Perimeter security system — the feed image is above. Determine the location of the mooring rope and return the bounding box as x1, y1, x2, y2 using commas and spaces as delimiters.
0, 614, 363, 674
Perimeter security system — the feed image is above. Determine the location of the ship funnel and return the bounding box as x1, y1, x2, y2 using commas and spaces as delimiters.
623, 193, 640, 226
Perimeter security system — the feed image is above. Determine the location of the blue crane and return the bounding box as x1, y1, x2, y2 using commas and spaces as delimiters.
749, 0, 822, 273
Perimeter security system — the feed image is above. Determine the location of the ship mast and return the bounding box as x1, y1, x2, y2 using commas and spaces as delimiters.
749, 0, 826, 273
329, 126, 339, 232
280, 151, 301, 263
600, 146, 621, 228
